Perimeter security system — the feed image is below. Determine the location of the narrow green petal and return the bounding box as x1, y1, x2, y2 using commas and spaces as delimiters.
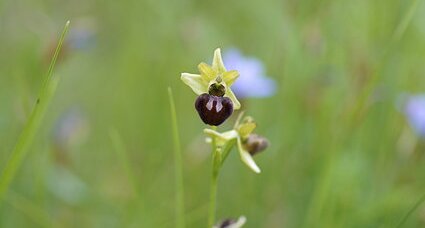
181, 73, 208, 95
237, 137, 261, 173
222, 70, 239, 86
233, 111, 245, 129
225, 88, 241, 110
204, 129, 238, 148
203, 129, 238, 141
221, 130, 239, 140
238, 122, 256, 139
212, 48, 226, 73
203, 128, 223, 138
198, 62, 216, 81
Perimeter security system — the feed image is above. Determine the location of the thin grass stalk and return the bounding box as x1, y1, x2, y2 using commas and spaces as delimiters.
168, 87, 185, 228
0, 21, 70, 204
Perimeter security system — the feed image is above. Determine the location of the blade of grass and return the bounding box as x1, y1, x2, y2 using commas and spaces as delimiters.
5, 190, 59, 228
350, 0, 423, 124
109, 128, 150, 225
304, 1, 423, 226
109, 128, 142, 200
167, 87, 185, 228
395, 192, 425, 228
0, 21, 70, 204
392, 0, 421, 43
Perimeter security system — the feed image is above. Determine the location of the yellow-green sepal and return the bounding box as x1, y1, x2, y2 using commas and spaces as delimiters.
180, 73, 208, 95
237, 136, 261, 173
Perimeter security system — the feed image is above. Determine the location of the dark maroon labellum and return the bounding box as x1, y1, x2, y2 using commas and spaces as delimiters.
195, 93, 233, 126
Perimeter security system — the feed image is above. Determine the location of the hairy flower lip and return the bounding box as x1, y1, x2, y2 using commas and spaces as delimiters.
195, 93, 233, 126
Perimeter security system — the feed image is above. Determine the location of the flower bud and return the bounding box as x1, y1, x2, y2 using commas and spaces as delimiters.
237, 116, 256, 138
243, 134, 269, 156
195, 93, 233, 126
214, 216, 246, 228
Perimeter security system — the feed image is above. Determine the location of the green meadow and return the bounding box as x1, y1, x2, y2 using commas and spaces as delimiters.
1, 0, 425, 227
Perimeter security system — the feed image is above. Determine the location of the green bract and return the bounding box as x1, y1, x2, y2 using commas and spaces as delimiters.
204, 115, 262, 173
181, 48, 241, 110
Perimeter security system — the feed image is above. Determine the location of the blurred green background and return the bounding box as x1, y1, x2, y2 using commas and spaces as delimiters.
1, 0, 425, 227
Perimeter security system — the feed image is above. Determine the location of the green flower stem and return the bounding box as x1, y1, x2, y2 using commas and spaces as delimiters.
220, 140, 235, 166
208, 157, 219, 227
168, 88, 185, 228
0, 21, 70, 204
208, 126, 220, 228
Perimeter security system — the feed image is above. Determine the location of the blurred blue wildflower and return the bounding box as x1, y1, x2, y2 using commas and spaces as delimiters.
68, 18, 97, 50
68, 27, 96, 50
44, 18, 96, 65
47, 166, 88, 205
49, 108, 90, 205
53, 108, 89, 153
403, 95, 425, 136
223, 48, 276, 98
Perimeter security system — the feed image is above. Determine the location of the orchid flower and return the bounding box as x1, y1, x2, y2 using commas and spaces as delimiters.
204, 114, 268, 173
